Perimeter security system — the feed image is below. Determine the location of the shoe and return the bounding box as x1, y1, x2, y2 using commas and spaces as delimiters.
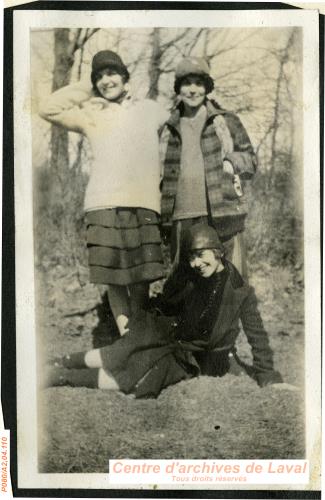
41, 366, 68, 389
47, 355, 66, 368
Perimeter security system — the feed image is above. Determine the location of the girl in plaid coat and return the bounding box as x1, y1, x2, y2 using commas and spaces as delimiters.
160, 57, 257, 280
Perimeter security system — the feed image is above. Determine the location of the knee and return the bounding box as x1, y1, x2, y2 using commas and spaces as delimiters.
98, 368, 120, 390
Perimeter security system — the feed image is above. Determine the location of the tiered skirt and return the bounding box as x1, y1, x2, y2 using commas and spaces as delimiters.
86, 208, 165, 285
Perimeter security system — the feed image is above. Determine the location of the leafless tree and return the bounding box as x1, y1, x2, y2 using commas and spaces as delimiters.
51, 28, 99, 179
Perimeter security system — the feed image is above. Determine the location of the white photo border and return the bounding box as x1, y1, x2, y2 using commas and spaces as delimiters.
12, 6, 321, 492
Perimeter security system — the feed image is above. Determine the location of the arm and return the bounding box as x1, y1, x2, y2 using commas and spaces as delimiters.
159, 124, 171, 186
147, 100, 170, 130
240, 288, 283, 387
151, 266, 193, 316
39, 81, 95, 133
223, 113, 257, 180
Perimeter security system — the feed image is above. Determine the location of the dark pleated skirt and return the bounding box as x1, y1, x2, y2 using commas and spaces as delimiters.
99, 312, 199, 398
86, 208, 165, 285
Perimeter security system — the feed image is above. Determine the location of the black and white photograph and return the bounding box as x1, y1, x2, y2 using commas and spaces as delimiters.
5, 3, 321, 494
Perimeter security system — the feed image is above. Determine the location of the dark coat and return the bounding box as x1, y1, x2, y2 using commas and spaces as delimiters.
160, 262, 282, 387
101, 264, 282, 398
160, 100, 257, 237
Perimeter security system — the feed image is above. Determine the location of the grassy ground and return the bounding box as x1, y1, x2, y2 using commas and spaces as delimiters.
38, 262, 304, 473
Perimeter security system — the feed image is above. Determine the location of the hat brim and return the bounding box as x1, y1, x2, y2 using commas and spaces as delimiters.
91, 64, 130, 87
174, 74, 214, 94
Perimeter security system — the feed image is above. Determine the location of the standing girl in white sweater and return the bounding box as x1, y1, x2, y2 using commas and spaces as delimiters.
40, 50, 169, 335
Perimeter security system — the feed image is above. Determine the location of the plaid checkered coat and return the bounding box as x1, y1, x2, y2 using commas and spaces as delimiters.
160, 100, 257, 229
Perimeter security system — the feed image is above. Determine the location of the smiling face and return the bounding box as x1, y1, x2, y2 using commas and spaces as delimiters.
179, 75, 207, 111
95, 67, 126, 102
189, 249, 224, 278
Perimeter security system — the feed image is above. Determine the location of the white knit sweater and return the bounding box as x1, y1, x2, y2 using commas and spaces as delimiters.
40, 81, 169, 214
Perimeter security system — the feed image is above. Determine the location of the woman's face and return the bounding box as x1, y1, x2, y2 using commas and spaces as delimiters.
189, 249, 224, 278
179, 75, 206, 110
95, 68, 126, 101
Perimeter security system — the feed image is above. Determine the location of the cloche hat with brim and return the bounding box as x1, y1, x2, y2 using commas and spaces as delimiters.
183, 223, 224, 255
174, 57, 214, 94
91, 50, 129, 86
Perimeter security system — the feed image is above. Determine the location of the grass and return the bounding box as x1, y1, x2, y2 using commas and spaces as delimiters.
38, 263, 305, 472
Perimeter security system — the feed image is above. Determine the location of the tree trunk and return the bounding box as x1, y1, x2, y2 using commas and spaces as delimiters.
50, 29, 75, 180
148, 28, 161, 100
268, 30, 295, 188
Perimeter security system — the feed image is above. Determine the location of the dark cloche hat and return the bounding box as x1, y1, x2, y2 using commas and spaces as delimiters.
184, 223, 224, 254
174, 57, 214, 94
91, 50, 130, 86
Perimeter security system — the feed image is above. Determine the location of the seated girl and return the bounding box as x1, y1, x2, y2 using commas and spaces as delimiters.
45, 224, 283, 398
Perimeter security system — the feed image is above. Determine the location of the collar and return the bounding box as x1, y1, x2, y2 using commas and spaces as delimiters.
209, 269, 248, 345
119, 93, 133, 107
180, 104, 207, 124
194, 265, 228, 291
166, 99, 227, 132
224, 261, 244, 289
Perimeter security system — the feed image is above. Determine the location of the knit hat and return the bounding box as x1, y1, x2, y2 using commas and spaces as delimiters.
184, 224, 224, 254
91, 50, 129, 87
174, 57, 214, 94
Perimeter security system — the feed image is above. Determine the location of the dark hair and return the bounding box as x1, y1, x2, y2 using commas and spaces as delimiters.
92, 66, 129, 95
188, 248, 224, 261
212, 248, 224, 259
174, 73, 214, 95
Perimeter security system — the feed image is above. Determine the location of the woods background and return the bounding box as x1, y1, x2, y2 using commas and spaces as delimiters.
31, 26, 303, 278
29, 25, 307, 470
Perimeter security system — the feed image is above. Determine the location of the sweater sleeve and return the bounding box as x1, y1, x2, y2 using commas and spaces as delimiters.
39, 81, 95, 133
223, 113, 258, 179
240, 288, 283, 386
144, 100, 170, 130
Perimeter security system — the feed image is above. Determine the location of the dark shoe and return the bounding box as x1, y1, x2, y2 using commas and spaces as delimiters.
92, 292, 120, 349
47, 355, 66, 368
42, 367, 99, 389
47, 352, 87, 369
41, 367, 69, 389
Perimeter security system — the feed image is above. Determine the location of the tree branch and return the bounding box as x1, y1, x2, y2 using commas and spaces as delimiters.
184, 28, 205, 56
207, 30, 260, 61
160, 28, 192, 50
82, 28, 100, 47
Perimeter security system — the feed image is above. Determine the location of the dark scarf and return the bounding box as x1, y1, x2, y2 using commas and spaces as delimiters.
175, 266, 228, 342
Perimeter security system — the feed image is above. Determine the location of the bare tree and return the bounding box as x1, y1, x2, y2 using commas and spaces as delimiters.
268, 29, 296, 187
50, 28, 99, 179
34, 26, 302, 268
147, 28, 196, 99
147, 28, 162, 100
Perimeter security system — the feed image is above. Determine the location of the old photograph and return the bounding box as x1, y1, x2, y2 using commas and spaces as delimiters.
8, 4, 321, 493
